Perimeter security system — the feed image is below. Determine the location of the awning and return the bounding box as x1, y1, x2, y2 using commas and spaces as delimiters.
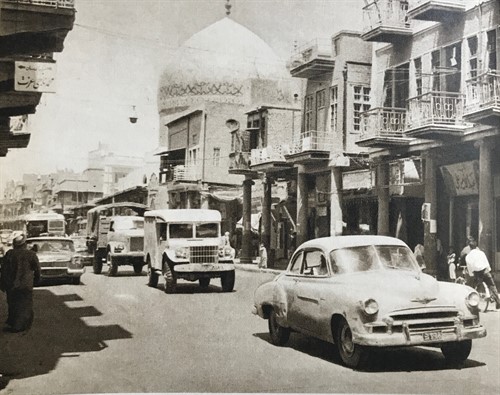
153, 146, 169, 156
200, 189, 243, 203
236, 213, 261, 233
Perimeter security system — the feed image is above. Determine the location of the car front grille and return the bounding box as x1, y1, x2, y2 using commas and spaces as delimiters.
41, 268, 68, 277
190, 246, 218, 264
130, 237, 144, 252
389, 307, 460, 333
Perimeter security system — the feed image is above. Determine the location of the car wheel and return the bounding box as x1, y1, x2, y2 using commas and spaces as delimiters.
441, 340, 472, 365
93, 251, 103, 274
71, 277, 81, 285
147, 260, 158, 288
163, 263, 176, 294
335, 318, 369, 369
199, 278, 210, 288
107, 252, 118, 277
133, 262, 143, 274
268, 309, 290, 346
220, 271, 235, 292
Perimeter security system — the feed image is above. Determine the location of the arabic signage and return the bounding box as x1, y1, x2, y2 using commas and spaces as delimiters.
440, 160, 479, 196
342, 169, 374, 190
14, 61, 56, 93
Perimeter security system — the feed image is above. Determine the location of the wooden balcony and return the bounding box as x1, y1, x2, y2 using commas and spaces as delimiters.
464, 71, 500, 126
250, 145, 293, 174
405, 91, 468, 139
0, 0, 75, 56
362, 0, 412, 43
356, 108, 412, 148
0, 130, 30, 156
288, 39, 335, 79
285, 130, 335, 164
407, 0, 465, 23
160, 164, 201, 183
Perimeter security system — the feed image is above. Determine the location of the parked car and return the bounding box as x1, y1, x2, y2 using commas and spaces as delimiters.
70, 235, 93, 266
144, 209, 235, 293
253, 235, 486, 369
27, 236, 85, 285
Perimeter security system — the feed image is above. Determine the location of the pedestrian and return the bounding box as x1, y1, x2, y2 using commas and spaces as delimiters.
447, 247, 457, 282
459, 236, 474, 267
465, 238, 500, 310
414, 243, 425, 270
258, 243, 267, 269
0, 232, 41, 333
222, 231, 235, 259
436, 238, 447, 281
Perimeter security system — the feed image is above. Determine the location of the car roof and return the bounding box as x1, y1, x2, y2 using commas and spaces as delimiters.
299, 235, 409, 251
145, 209, 221, 223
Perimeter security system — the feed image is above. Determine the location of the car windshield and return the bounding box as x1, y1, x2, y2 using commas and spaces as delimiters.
169, 224, 193, 239
112, 217, 144, 231
329, 244, 419, 274
28, 240, 75, 253
195, 223, 219, 238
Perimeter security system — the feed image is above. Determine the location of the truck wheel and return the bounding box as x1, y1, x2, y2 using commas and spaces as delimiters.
268, 309, 290, 346
133, 262, 143, 274
93, 251, 103, 274
163, 263, 176, 294
199, 278, 210, 288
107, 252, 118, 277
147, 259, 158, 288
335, 318, 370, 369
221, 271, 235, 292
441, 340, 472, 365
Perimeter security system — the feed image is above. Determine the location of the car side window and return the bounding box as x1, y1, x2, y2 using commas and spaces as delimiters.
288, 251, 304, 274
109, 222, 114, 232
302, 250, 328, 276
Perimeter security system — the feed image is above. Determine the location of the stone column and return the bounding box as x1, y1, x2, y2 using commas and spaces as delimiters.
240, 176, 254, 264
478, 139, 494, 263
330, 167, 343, 236
377, 162, 390, 236
261, 176, 273, 267
424, 153, 437, 276
296, 164, 309, 246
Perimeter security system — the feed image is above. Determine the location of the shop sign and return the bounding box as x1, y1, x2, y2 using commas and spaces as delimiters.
342, 170, 374, 190
440, 160, 479, 196
14, 61, 56, 93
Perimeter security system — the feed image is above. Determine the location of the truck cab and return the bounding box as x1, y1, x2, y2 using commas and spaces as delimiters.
144, 209, 235, 293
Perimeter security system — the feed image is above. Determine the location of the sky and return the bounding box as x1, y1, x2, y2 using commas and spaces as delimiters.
0, 0, 364, 189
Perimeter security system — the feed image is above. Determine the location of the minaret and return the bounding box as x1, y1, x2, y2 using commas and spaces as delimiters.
225, 0, 232, 16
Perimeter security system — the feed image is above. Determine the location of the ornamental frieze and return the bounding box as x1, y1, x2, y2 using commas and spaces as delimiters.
159, 81, 244, 99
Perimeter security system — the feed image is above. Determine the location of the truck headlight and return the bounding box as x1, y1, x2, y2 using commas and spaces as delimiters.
114, 243, 125, 253
175, 247, 189, 259
466, 291, 479, 308
362, 298, 379, 315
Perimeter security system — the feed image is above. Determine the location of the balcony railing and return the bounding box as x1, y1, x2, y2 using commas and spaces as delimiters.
4, 0, 75, 8
363, 0, 410, 33
229, 151, 251, 171
251, 144, 291, 165
173, 164, 200, 181
288, 39, 333, 68
289, 130, 335, 154
464, 71, 500, 114
360, 108, 407, 139
406, 91, 465, 129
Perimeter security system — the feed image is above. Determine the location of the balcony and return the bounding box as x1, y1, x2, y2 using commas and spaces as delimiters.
464, 71, 500, 126
286, 130, 335, 164
362, 0, 412, 43
228, 151, 255, 176
356, 108, 412, 148
288, 39, 335, 79
160, 164, 201, 183
407, 0, 465, 23
0, 0, 75, 57
406, 92, 468, 139
250, 144, 293, 174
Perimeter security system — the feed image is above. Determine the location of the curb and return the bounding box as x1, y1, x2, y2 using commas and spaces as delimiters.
234, 263, 282, 276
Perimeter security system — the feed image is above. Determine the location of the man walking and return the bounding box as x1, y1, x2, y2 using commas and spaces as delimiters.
465, 238, 500, 310
0, 232, 41, 332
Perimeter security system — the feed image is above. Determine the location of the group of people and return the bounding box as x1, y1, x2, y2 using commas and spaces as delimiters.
0, 232, 41, 333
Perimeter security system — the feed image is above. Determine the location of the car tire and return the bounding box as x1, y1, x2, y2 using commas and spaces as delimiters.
163, 262, 176, 294
441, 340, 472, 365
93, 251, 103, 274
147, 260, 158, 288
335, 318, 369, 369
107, 252, 118, 277
71, 277, 81, 285
268, 309, 290, 346
199, 278, 210, 288
220, 271, 235, 292
133, 262, 143, 274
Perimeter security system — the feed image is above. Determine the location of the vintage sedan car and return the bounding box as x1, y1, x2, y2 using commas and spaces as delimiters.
70, 235, 93, 266
27, 236, 85, 285
253, 236, 486, 369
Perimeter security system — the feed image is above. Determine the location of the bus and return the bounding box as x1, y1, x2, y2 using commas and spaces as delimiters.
23, 212, 66, 238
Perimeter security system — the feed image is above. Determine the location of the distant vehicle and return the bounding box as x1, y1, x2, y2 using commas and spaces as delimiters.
86, 202, 149, 275
70, 235, 93, 266
23, 212, 66, 238
253, 235, 487, 369
144, 209, 235, 293
27, 236, 85, 285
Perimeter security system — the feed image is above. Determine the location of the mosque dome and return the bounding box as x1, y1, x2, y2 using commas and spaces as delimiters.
158, 17, 289, 114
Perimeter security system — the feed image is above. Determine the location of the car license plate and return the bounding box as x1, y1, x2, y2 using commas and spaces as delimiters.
423, 331, 442, 341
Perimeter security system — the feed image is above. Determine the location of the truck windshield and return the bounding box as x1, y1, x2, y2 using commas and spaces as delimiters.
169, 224, 193, 238
195, 223, 219, 238
112, 217, 144, 231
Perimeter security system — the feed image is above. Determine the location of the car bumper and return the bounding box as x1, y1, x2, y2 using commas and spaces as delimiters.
174, 263, 234, 273
109, 252, 144, 258
354, 324, 487, 347
41, 267, 85, 278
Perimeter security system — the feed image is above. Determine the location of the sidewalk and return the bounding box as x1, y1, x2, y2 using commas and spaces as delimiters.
234, 258, 284, 276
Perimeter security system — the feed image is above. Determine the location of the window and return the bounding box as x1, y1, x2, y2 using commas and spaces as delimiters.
316, 89, 327, 131
305, 95, 314, 131
487, 29, 497, 70
467, 36, 478, 78
195, 223, 219, 238
288, 250, 304, 274
431, 50, 441, 91
383, 64, 408, 108
353, 85, 371, 132
169, 224, 193, 239
444, 42, 461, 92
303, 250, 328, 276
213, 147, 220, 166
330, 86, 338, 134
414, 57, 422, 96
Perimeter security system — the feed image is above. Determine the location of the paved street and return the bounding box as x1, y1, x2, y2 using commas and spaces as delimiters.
1, 266, 499, 394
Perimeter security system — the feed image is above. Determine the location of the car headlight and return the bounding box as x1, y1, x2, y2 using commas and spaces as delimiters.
466, 291, 480, 308
114, 243, 125, 253
362, 298, 379, 315
72, 256, 82, 266
175, 247, 189, 259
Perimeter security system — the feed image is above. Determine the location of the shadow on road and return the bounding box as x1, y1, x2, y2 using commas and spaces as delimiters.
253, 332, 485, 372
0, 288, 133, 390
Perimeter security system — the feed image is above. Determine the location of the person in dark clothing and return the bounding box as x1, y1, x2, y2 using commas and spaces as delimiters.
0, 232, 41, 333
